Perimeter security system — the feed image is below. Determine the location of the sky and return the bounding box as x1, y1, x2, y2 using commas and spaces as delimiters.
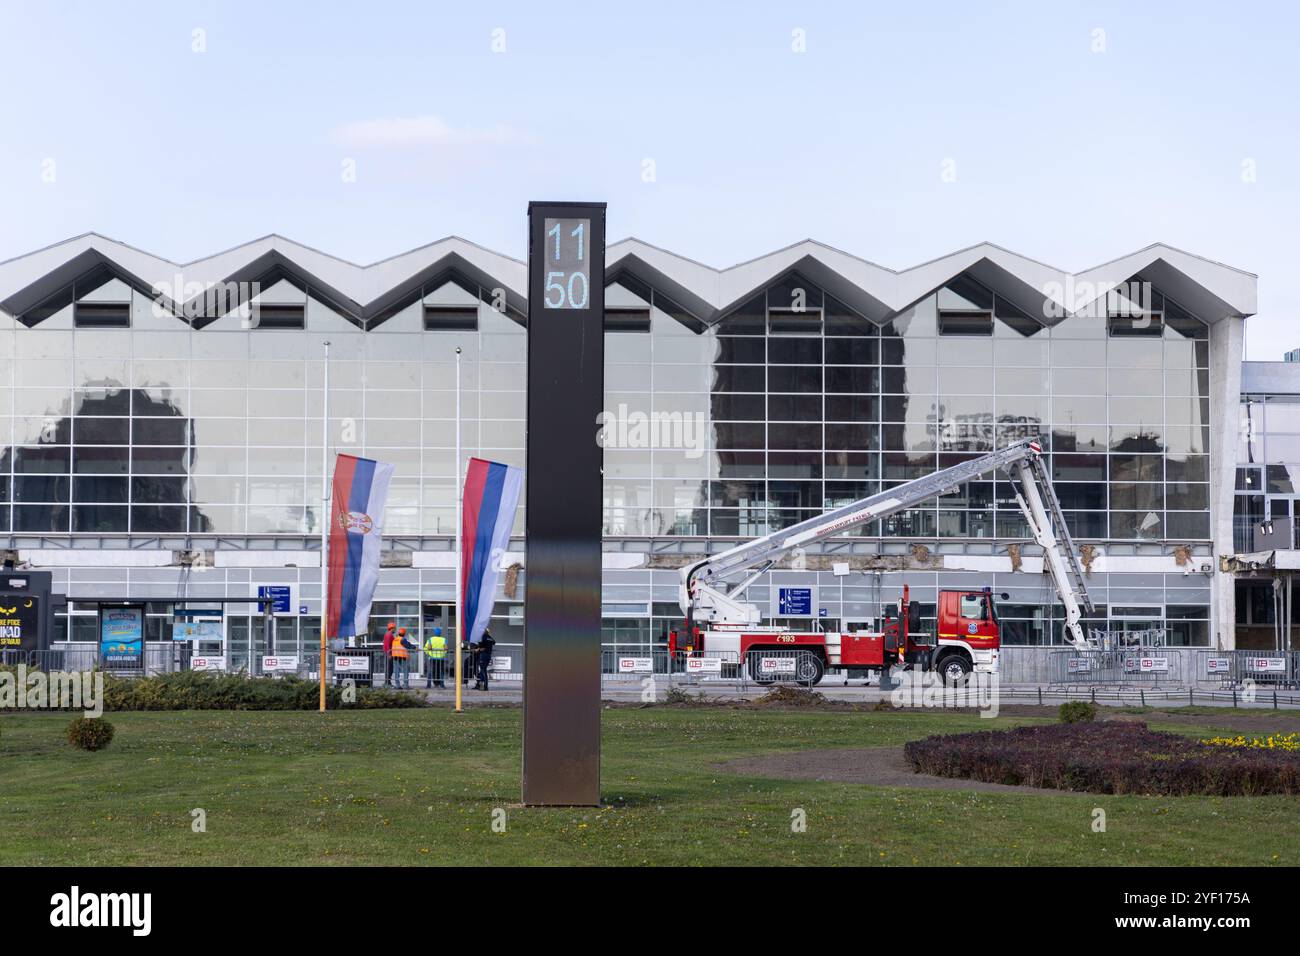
0, 0, 1295, 357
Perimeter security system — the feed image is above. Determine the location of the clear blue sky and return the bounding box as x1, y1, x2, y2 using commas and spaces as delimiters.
0, 0, 1294, 357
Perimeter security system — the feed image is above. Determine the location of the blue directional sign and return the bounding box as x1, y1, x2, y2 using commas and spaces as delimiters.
778, 587, 813, 616
257, 585, 293, 615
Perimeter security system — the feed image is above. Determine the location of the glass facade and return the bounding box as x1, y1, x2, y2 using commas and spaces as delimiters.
0, 267, 1218, 646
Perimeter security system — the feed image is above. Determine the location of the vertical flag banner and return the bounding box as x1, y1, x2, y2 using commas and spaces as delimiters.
461, 458, 524, 646
327, 454, 395, 640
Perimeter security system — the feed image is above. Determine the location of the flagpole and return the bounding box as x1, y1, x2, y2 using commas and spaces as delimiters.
454, 346, 464, 713
319, 340, 330, 712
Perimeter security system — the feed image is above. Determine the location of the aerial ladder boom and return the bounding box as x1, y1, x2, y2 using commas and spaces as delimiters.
679, 437, 1096, 650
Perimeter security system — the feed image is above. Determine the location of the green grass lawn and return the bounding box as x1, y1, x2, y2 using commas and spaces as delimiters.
0, 706, 1295, 866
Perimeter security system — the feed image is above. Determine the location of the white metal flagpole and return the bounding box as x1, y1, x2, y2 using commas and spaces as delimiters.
454, 346, 463, 713
319, 340, 331, 712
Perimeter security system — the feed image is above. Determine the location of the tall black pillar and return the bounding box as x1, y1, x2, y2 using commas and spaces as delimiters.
522, 202, 606, 806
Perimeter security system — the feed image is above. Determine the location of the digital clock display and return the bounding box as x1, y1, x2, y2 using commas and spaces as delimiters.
541, 217, 591, 309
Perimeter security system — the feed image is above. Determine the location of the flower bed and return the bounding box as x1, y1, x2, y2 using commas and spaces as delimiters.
904, 721, 1300, 796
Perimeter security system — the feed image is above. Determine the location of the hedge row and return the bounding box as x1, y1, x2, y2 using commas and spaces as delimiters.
904, 721, 1300, 796
97, 671, 427, 712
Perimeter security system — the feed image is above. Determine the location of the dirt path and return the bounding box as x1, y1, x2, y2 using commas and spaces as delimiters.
719, 746, 1075, 794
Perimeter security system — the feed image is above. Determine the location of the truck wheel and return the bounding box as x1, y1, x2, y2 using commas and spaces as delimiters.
795, 653, 825, 686
938, 653, 972, 685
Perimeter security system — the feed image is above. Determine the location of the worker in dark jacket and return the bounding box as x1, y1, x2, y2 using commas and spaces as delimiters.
473, 629, 496, 691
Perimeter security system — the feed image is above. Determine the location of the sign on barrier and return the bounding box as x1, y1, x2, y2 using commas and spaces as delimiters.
191, 656, 227, 671
760, 657, 797, 675
1068, 657, 1092, 672
261, 656, 299, 673
1206, 657, 1231, 674
1124, 656, 1169, 673
1247, 657, 1286, 673
490, 656, 512, 672
333, 656, 371, 675
685, 657, 722, 674
617, 657, 653, 673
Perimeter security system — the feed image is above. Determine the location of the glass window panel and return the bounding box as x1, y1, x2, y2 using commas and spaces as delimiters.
768, 366, 822, 392
825, 424, 877, 450
1052, 454, 1106, 481
15, 504, 69, 531
1053, 396, 1106, 423
715, 451, 765, 478
1051, 422, 1107, 452
133, 417, 188, 445
768, 394, 822, 422
825, 367, 876, 393
710, 480, 766, 507
768, 451, 823, 479
766, 337, 822, 364
1166, 512, 1210, 539
717, 337, 765, 364
1111, 482, 1164, 511
13, 390, 72, 416
1167, 455, 1208, 484
1108, 338, 1163, 368
825, 395, 878, 421
190, 390, 247, 417
1109, 368, 1164, 395
192, 361, 247, 387
1108, 396, 1163, 423
824, 452, 877, 480
1110, 425, 1165, 452
15, 361, 70, 389
130, 446, 188, 475
1052, 368, 1102, 395
1110, 510, 1163, 540
712, 394, 765, 420
246, 448, 304, 475
72, 504, 127, 533
711, 365, 764, 392
652, 365, 708, 391
74, 446, 129, 474
131, 506, 187, 533
72, 475, 128, 503
14, 474, 68, 502
14, 445, 70, 473
824, 338, 877, 364
1110, 454, 1163, 482
768, 423, 822, 450
713, 423, 764, 449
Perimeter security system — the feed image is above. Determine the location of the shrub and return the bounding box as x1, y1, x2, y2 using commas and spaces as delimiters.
1058, 701, 1097, 724
67, 717, 115, 751
904, 721, 1300, 796
99, 671, 426, 712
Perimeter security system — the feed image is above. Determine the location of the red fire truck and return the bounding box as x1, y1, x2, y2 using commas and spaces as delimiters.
677, 439, 1094, 685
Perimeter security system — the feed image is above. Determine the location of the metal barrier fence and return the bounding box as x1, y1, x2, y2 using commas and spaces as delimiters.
1050, 647, 1186, 684
2, 644, 191, 675
1051, 648, 1300, 688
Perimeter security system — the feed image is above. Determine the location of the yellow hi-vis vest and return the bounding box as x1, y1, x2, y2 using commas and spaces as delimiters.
424, 635, 447, 659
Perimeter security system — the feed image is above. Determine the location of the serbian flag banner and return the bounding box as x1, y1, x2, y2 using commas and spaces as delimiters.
462, 458, 524, 646
327, 453, 395, 640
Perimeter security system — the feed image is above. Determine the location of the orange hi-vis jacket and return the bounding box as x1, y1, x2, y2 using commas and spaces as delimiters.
392, 636, 410, 659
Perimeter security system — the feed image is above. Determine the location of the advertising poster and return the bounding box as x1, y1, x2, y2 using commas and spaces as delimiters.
0, 595, 40, 651
99, 606, 144, 670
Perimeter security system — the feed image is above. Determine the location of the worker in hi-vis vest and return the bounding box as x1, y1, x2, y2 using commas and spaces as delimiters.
424, 627, 447, 689
391, 626, 415, 690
